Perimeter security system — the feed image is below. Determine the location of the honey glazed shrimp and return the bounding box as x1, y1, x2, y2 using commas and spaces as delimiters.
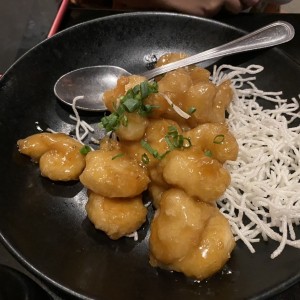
18, 52, 238, 280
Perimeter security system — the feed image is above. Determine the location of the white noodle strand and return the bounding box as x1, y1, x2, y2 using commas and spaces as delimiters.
213, 64, 300, 258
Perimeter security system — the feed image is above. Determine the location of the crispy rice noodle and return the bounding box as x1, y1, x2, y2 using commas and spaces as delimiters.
71, 95, 95, 143
212, 64, 300, 258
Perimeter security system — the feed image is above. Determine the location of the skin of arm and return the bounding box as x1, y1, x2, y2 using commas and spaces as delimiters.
112, 0, 260, 17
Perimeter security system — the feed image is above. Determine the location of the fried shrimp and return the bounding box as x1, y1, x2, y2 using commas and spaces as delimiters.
79, 139, 150, 198
160, 148, 231, 203
103, 75, 147, 112
86, 192, 147, 240
149, 188, 235, 280
186, 122, 239, 163
17, 133, 85, 181
116, 112, 149, 142
17, 52, 239, 281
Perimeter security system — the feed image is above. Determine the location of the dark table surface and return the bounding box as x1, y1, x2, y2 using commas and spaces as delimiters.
1, 1, 300, 299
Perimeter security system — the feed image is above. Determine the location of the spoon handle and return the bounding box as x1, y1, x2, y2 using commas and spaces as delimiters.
142, 21, 294, 79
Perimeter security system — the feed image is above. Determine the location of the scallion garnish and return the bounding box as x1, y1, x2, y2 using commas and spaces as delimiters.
99, 81, 158, 132
121, 115, 128, 127
140, 126, 192, 161
112, 153, 124, 160
80, 145, 92, 155
164, 126, 192, 150
122, 97, 140, 112
140, 140, 169, 160
188, 107, 197, 115
204, 150, 212, 157
213, 134, 225, 144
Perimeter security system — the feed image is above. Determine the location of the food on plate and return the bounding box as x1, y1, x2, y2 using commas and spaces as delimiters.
29, 52, 300, 280
18, 52, 238, 280
185, 122, 238, 163
149, 188, 235, 280
86, 192, 147, 240
17, 49, 300, 281
160, 148, 231, 203
17, 133, 85, 181
79, 138, 150, 198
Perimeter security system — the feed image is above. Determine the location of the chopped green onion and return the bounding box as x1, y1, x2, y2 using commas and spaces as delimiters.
188, 107, 197, 115
204, 150, 212, 157
140, 140, 168, 160
141, 140, 157, 157
99, 80, 158, 132
101, 113, 120, 132
112, 153, 125, 160
213, 134, 225, 144
80, 145, 92, 155
121, 115, 128, 127
164, 126, 192, 150
122, 98, 140, 112
167, 125, 178, 137
140, 81, 149, 99
139, 104, 160, 117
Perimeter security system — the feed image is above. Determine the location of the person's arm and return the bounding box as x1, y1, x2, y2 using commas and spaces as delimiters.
112, 0, 260, 17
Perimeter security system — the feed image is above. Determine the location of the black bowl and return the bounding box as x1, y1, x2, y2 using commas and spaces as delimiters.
0, 12, 300, 300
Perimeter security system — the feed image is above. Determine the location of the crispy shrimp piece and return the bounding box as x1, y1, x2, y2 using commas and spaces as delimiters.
136, 118, 183, 169
124, 74, 148, 91
157, 68, 192, 129
149, 188, 235, 280
143, 93, 170, 119
120, 118, 182, 168
150, 189, 209, 264
156, 52, 210, 85
79, 139, 150, 198
103, 76, 127, 112
148, 183, 169, 209
186, 123, 239, 163
119, 140, 147, 166
158, 68, 192, 96
155, 52, 189, 68
120, 118, 182, 170
153, 52, 193, 127
211, 80, 233, 123
17, 133, 85, 181
86, 192, 147, 240
103, 75, 147, 112
182, 80, 233, 127
182, 81, 217, 126
116, 112, 149, 142
145, 119, 182, 149
160, 148, 230, 203
174, 209, 235, 279
188, 65, 211, 85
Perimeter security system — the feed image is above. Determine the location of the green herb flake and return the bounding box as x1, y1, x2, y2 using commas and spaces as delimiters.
101, 113, 120, 132
140, 140, 167, 160
99, 80, 158, 132
213, 134, 225, 144
204, 150, 212, 157
122, 98, 140, 112
112, 153, 125, 160
121, 115, 128, 127
164, 126, 192, 150
188, 107, 197, 115
80, 145, 92, 155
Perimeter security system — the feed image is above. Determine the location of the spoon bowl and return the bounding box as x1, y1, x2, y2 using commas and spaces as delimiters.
54, 65, 131, 111
54, 21, 294, 111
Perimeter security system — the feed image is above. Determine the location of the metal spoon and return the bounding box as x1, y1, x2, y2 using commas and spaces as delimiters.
54, 21, 294, 111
